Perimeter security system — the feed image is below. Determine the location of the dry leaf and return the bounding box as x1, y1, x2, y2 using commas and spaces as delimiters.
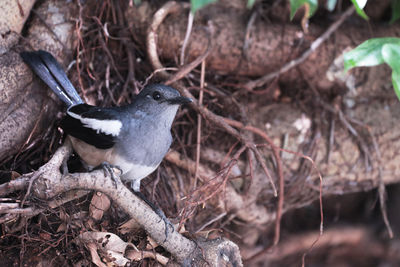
10, 171, 21, 180
77, 231, 134, 267
146, 236, 159, 250
90, 192, 111, 221
107, 250, 130, 266
178, 223, 186, 234
86, 242, 107, 267
58, 210, 88, 230
56, 222, 67, 233
49, 190, 90, 209
126, 250, 169, 265
79, 232, 131, 253
59, 210, 68, 221
57, 210, 68, 232
118, 218, 140, 234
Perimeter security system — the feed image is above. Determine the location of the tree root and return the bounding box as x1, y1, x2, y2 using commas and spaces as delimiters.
0, 140, 242, 265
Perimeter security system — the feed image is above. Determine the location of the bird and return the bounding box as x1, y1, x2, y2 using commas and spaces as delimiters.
20, 50, 191, 230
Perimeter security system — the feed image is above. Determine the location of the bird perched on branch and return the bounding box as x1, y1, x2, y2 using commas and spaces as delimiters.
20, 50, 191, 230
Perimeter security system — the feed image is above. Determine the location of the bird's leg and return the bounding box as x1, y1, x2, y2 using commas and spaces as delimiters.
132, 189, 174, 241
61, 157, 69, 175
93, 162, 122, 188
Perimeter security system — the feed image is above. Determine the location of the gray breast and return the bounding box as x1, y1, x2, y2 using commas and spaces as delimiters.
115, 117, 172, 167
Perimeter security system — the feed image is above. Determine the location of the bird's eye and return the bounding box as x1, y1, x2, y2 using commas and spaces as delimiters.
152, 91, 161, 100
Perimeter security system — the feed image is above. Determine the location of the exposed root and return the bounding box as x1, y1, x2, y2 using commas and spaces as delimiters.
0, 141, 242, 265
243, 6, 355, 91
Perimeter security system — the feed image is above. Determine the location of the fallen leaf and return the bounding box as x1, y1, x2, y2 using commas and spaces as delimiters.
107, 250, 130, 266
118, 218, 140, 234
79, 232, 131, 253
126, 250, 169, 265
146, 236, 159, 250
56, 223, 67, 233
86, 242, 107, 267
76, 231, 134, 267
11, 171, 21, 180
90, 192, 111, 221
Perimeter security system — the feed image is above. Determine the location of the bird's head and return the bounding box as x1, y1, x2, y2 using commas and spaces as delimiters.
133, 84, 192, 127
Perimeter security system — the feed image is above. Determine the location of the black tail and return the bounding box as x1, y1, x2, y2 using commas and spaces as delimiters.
20, 50, 83, 106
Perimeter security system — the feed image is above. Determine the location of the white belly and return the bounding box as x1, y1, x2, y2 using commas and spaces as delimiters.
68, 136, 158, 188
111, 153, 159, 180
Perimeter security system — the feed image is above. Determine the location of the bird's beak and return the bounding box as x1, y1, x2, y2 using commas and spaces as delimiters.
167, 96, 193, 105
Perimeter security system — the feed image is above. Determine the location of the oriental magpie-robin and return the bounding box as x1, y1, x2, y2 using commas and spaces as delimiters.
20, 50, 191, 196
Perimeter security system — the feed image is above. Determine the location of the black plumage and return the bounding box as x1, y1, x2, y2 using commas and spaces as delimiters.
61, 104, 121, 149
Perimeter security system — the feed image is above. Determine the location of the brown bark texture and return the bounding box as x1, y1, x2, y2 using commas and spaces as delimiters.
0, 0, 76, 163
127, 0, 400, 220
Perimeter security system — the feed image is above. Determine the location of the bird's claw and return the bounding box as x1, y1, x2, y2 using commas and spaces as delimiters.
154, 207, 174, 242
61, 159, 69, 175
94, 162, 122, 188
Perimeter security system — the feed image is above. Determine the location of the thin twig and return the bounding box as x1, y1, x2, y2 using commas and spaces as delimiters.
326, 117, 335, 163
143, 67, 179, 87
246, 144, 324, 263
187, 146, 247, 207
195, 212, 227, 233
147, 1, 190, 76
243, 10, 257, 59
145, 0, 300, 243
245, 227, 367, 264
0, 213, 19, 224
20, 171, 41, 207
75, 1, 89, 102
194, 60, 206, 189
27, 143, 199, 263
180, 11, 195, 65
372, 133, 394, 238
166, 22, 214, 85
243, 6, 355, 91
97, 30, 124, 82
223, 118, 278, 196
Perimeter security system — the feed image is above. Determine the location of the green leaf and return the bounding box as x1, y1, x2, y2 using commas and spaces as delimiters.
289, 0, 318, 20
382, 43, 400, 72
390, 0, 400, 23
352, 0, 368, 8
326, 0, 337, 11
350, 0, 369, 20
391, 71, 400, 101
344, 37, 400, 71
191, 0, 217, 13
247, 0, 256, 9
382, 43, 400, 101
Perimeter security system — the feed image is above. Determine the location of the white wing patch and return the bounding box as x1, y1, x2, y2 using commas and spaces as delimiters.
67, 111, 122, 136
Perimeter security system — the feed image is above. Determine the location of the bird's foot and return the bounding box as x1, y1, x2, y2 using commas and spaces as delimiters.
61, 158, 69, 175
94, 162, 122, 188
155, 207, 175, 242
